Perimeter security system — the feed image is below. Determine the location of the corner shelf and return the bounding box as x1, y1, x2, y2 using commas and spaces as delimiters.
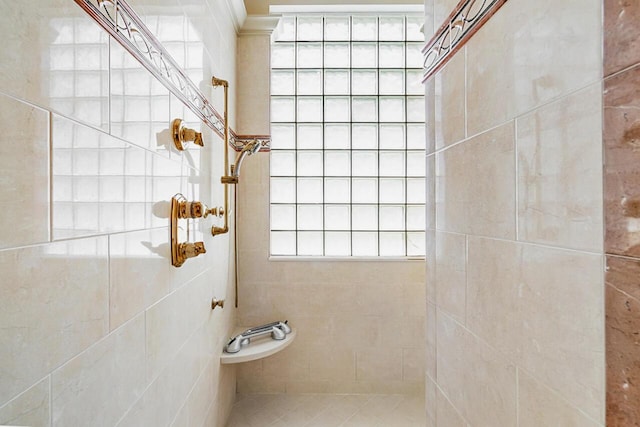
220, 327, 296, 364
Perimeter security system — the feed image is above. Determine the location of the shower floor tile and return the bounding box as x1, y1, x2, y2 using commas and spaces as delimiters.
225, 393, 425, 427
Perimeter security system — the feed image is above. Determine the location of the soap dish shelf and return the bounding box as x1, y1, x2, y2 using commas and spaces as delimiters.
220, 327, 296, 364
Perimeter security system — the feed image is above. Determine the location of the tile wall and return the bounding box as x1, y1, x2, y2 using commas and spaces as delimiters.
234, 29, 426, 395
0, 0, 241, 425
604, 0, 640, 425
425, 0, 605, 425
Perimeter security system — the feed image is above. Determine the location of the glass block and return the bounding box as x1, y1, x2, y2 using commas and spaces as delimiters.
380, 124, 405, 149
325, 178, 350, 203
352, 17, 378, 40
407, 151, 426, 176
325, 205, 350, 230
297, 43, 323, 68
324, 43, 350, 68
407, 17, 424, 42
325, 97, 350, 122
352, 178, 378, 203
352, 232, 378, 256
271, 177, 296, 203
271, 151, 296, 176
352, 205, 377, 230
325, 70, 350, 95
352, 151, 378, 176
297, 17, 323, 41
298, 231, 323, 256
297, 205, 323, 230
352, 124, 378, 149
407, 178, 426, 203
297, 151, 323, 176
271, 97, 295, 122
380, 232, 405, 256
297, 124, 323, 149
271, 124, 296, 149
379, 43, 405, 68
380, 151, 405, 177
407, 124, 426, 149
407, 97, 426, 122
352, 43, 377, 68
407, 43, 423, 68
325, 151, 350, 176
297, 178, 323, 203
380, 205, 405, 231
271, 231, 296, 255
380, 97, 405, 122
379, 16, 404, 41
352, 70, 377, 95
379, 69, 405, 95
380, 178, 405, 203
406, 70, 424, 95
274, 17, 295, 42
325, 232, 351, 256
271, 43, 295, 68
271, 204, 296, 230
325, 124, 350, 149
325, 17, 350, 41
407, 205, 426, 230
297, 97, 323, 122
271, 70, 295, 95
297, 70, 323, 95
407, 232, 425, 256
352, 97, 377, 122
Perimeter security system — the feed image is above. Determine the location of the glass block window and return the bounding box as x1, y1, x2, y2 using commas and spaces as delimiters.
270, 15, 425, 257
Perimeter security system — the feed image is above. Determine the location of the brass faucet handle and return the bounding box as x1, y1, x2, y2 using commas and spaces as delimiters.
179, 241, 206, 260
178, 200, 206, 218
171, 118, 204, 150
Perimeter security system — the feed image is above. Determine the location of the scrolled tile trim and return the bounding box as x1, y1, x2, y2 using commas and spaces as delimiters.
422, 0, 508, 83
74, 0, 270, 151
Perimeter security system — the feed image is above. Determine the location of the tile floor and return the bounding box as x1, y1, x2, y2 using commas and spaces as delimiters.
225, 393, 426, 427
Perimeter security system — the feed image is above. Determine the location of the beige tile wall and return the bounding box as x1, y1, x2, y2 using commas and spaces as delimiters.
235, 31, 427, 395
0, 0, 242, 425
426, 0, 605, 425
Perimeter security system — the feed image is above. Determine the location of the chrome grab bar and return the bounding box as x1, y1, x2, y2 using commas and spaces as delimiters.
225, 320, 292, 354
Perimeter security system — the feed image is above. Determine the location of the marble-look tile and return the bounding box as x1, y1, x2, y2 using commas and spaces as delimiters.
606, 256, 640, 427
426, 375, 436, 427
466, 237, 605, 422
518, 370, 602, 427
436, 122, 515, 239
436, 388, 467, 427
517, 83, 603, 252
434, 48, 465, 150
435, 231, 466, 323
426, 303, 437, 379
466, 0, 601, 135
355, 347, 403, 383
0, 0, 109, 129
436, 311, 517, 427
0, 94, 50, 250
0, 237, 109, 407
425, 78, 436, 156
0, 377, 50, 427
604, 0, 640, 77
110, 40, 171, 155
51, 115, 163, 239
109, 227, 210, 330
426, 229, 436, 303
604, 64, 640, 257
145, 270, 212, 381
52, 314, 146, 427
237, 35, 271, 135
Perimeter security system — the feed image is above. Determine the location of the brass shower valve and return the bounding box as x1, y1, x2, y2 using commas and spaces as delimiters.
171, 118, 204, 151
177, 200, 224, 219
179, 241, 206, 260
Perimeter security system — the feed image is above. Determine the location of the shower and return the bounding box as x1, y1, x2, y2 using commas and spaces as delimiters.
230, 139, 262, 179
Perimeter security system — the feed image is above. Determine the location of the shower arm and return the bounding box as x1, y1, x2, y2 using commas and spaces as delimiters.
212, 75, 230, 236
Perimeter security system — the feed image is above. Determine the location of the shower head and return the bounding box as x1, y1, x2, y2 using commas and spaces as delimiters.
231, 140, 261, 178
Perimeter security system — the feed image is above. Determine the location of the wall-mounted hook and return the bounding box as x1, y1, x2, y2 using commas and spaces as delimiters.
172, 118, 203, 151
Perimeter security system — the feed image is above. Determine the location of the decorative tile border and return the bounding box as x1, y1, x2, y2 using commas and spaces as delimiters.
73, 0, 270, 151
422, 0, 508, 82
